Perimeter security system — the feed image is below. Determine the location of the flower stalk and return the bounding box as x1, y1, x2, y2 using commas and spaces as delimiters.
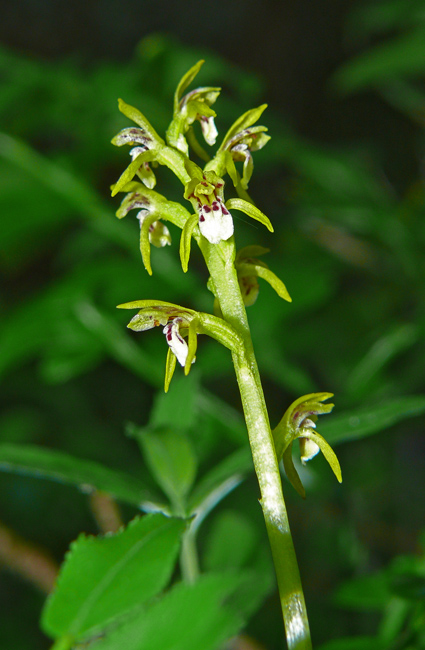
111, 60, 341, 650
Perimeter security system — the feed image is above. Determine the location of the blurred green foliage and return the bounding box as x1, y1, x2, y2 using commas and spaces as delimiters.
1, 3, 425, 647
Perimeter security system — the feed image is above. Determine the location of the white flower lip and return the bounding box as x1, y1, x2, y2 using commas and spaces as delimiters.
163, 318, 192, 367
198, 198, 234, 245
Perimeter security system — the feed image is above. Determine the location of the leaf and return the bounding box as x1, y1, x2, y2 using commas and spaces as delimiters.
188, 446, 252, 513
0, 444, 151, 507
333, 27, 425, 94
319, 396, 425, 445
42, 514, 186, 642
138, 429, 198, 512
150, 370, 200, 431
204, 510, 258, 571
90, 573, 243, 650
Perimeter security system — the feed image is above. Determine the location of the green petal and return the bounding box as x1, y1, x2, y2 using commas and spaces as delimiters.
139, 213, 159, 276
179, 213, 199, 273
164, 348, 177, 393
299, 431, 342, 483
185, 320, 198, 375
282, 444, 306, 499
224, 152, 239, 187
225, 198, 274, 232
112, 152, 153, 197
237, 262, 292, 302
219, 104, 268, 151
174, 60, 205, 110
198, 313, 244, 355
117, 99, 164, 143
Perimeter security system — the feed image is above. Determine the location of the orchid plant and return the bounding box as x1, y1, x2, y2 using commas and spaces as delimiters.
111, 60, 342, 650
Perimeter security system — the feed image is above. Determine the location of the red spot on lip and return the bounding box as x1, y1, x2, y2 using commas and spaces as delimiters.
212, 202, 219, 211
166, 331, 173, 341
203, 205, 211, 213
199, 214, 205, 222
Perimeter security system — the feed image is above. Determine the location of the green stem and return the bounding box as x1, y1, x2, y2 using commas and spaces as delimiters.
180, 526, 200, 584
201, 238, 312, 650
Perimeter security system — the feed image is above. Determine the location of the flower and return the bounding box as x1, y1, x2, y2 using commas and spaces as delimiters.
272, 393, 341, 498
166, 60, 221, 155
218, 104, 270, 191
184, 166, 233, 245
117, 189, 171, 249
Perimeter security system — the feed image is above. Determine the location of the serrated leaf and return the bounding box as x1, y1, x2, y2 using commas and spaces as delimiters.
0, 444, 151, 507
90, 573, 243, 650
320, 396, 425, 445
42, 514, 185, 642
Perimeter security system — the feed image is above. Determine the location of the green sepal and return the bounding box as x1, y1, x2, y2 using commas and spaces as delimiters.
139, 213, 159, 276
117, 98, 164, 144
117, 299, 196, 314
225, 198, 274, 232
299, 431, 342, 483
164, 348, 177, 393
174, 60, 205, 110
219, 104, 268, 151
237, 262, 292, 302
112, 151, 154, 197
185, 319, 199, 375
180, 213, 199, 273
282, 443, 306, 499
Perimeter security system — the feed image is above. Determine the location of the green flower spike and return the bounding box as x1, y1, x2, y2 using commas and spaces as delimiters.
272, 393, 342, 498
235, 245, 292, 306
118, 300, 243, 392
166, 60, 221, 156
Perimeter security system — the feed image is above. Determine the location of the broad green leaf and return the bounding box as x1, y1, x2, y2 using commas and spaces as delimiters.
0, 444, 151, 507
345, 324, 419, 396
90, 573, 243, 650
320, 396, 425, 445
42, 514, 185, 642
204, 510, 258, 571
333, 27, 425, 93
188, 446, 252, 512
150, 371, 200, 431
138, 429, 197, 512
